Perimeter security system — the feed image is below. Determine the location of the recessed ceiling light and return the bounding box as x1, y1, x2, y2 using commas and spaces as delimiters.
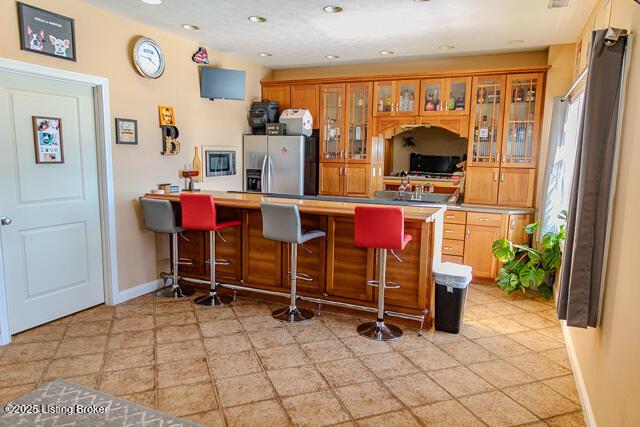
323, 5, 343, 13
507, 39, 525, 45
258, 52, 272, 57
379, 50, 395, 55
414, 0, 431, 2
181, 24, 199, 30
439, 44, 455, 50
141, 0, 162, 4
325, 55, 340, 59
248, 16, 267, 23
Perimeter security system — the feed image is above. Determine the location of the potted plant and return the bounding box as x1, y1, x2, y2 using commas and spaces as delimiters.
491, 211, 567, 299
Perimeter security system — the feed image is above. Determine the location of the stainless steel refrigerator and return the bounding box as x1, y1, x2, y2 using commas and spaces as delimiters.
243, 134, 318, 195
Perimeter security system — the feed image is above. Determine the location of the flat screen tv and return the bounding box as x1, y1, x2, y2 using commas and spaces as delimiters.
200, 67, 246, 101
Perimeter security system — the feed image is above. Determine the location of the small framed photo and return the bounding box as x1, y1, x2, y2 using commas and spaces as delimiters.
18, 2, 76, 61
33, 116, 64, 164
115, 118, 138, 145
158, 105, 176, 126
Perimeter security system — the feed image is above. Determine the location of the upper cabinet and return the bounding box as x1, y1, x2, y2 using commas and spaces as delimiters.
346, 82, 372, 162
262, 85, 290, 117
502, 73, 543, 168
319, 84, 345, 162
419, 77, 471, 116
291, 84, 319, 127
373, 80, 419, 116
467, 75, 506, 167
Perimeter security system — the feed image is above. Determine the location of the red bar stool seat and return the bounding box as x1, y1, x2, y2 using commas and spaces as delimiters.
180, 193, 240, 307
354, 205, 412, 341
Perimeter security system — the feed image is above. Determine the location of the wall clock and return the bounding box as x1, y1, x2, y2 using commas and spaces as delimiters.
132, 37, 165, 79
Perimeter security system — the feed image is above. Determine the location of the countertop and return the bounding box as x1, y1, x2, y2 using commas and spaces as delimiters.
144, 191, 446, 222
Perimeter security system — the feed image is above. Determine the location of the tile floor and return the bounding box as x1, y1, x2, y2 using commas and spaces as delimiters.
0, 283, 584, 426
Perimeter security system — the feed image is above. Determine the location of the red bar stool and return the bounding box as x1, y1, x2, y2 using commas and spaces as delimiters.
354, 206, 412, 341
180, 193, 240, 307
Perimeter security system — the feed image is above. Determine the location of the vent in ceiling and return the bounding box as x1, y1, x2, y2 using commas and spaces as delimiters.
548, 0, 570, 8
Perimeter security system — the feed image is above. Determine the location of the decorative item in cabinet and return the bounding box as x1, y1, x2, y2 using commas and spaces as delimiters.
346, 82, 372, 162
291, 84, 319, 127
502, 73, 543, 168
468, 75, 506, 167
319, 84, 345, 162
419, 78, 445, 115
395, 80, 419, 116
373, 81, 394, 116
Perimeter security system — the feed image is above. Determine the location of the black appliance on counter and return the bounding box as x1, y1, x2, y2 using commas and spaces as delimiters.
248, 101, 279, 135
409, 153, 465, 174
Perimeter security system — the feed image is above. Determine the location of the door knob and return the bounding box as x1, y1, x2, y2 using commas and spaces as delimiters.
0, 217, 11, 226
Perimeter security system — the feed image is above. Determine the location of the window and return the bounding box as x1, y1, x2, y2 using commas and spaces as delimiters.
541, 93, 584, 235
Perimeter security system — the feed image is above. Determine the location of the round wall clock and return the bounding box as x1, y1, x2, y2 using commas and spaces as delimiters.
132, 37, 165, 79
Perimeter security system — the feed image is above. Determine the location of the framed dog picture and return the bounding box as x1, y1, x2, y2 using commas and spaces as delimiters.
115, 118, 138, 145
33, 116, 64, 164
18, 2, 76, 61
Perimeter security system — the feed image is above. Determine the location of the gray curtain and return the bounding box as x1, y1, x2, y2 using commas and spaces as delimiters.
558, 29, 628, 328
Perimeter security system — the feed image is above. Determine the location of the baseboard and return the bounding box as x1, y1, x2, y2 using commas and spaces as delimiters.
112, 279, 161, 305
561, 321, 597, 427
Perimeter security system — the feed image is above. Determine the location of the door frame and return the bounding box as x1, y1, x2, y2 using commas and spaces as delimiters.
0, 57, 119, 344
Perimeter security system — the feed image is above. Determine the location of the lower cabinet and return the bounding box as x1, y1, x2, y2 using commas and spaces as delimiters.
465, 167, 499, 205
319, 162, 371, 197
281, 215, 327, 295
463, 224, 502, 279
465, 166, 535, 207
242, 210, 283, 288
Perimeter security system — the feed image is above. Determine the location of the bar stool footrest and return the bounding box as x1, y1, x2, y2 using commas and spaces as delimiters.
194, 293, 233, 307
272, 306, 314, 323
366, 280, 400, 289
156, 285, 194, 299
357, 321, 403, 341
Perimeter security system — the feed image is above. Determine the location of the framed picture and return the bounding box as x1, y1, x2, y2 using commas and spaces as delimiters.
18, 2, 76, 61
158, 105, 176, 126
32, 116, 64, 164
115, 118, 138, 145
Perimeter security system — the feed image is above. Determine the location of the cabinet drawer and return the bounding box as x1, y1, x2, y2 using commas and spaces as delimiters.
467, 212, 503, 228
442, 239, 464, 256
443, 210, 466, 224
442, 223, 465, 240
442, 254, 464, 264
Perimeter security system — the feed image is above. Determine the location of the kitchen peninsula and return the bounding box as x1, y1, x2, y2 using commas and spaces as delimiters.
145, 190, 445, 329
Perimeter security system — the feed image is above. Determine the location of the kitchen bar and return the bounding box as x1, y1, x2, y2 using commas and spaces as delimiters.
144, 190, 445, 330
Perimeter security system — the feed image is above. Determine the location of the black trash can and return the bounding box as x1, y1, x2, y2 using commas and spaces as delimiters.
434, 262, 472, 334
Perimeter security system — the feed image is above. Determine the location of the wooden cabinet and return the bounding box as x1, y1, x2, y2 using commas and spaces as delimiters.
464, 224, 502, 279
344, 164, 370, 197
206, 224, 242, 283
502, 73, 543, 169
319, 84, 346, 162
420, 77, 471, 116
262, 85, 290, 116
464, 167, 499, 205
177, 230, 205, 278
282, 215, 327, 295
319, 163, 344, 196
346, 82, 372, 162
373, 80, 419, 116
326, 217, 374, 302
291, 84, 319, 127
507, 214, 532, 245
468, 75, 506, 167
242, 210, 283, 288
497, 168, 536, 207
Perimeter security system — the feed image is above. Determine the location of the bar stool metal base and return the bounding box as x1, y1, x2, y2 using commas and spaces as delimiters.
194, 293, 233, 307
357, 321, 403, 341
272, 306, 314, 323
156, 285, 194, 299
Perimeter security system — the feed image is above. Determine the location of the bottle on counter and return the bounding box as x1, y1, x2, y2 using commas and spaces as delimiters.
406, 178, 412, 193
399, 179, 406, 199
192, 146, 202, 183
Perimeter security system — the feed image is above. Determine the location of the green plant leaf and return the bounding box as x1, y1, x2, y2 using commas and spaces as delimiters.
519, 265, 545, 289
542, 248, 562, 271
525, 222, 539, 234
558, 210, 568, 221
492, 238, 515, 262
538, 283, 553, 299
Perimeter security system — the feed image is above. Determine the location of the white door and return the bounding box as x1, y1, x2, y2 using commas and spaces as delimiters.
0, 71, 104, 334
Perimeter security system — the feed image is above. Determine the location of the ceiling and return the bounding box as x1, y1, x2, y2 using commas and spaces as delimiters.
83, 0, 596, 69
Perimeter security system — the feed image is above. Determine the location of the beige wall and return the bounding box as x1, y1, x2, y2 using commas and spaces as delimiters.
0, 0, 271, 291
563, 0, 640, 426
270, 50, 548, 80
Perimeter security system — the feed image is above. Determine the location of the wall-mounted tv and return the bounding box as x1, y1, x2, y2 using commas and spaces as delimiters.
200, 67, 246, 101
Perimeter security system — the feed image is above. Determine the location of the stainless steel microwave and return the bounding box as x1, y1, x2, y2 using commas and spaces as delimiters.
205, 150, 236, 177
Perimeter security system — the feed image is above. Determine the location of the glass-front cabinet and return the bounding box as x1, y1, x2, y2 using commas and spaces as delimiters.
373, 80, 419, 116
502, 73, 542, 168
445, 77, 472, 116
319, 84, 345, 162
419, 79, 445, 115
420, 77, 471, 116
467, 75, 506, 167
346, 82, 372, 162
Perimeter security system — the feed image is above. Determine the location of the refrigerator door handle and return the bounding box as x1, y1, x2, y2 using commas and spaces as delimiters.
260, 155, 269, 194
267, 155, 274, 194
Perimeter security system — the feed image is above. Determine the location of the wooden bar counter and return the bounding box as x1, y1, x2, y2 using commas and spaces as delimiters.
143, 191, 445, 328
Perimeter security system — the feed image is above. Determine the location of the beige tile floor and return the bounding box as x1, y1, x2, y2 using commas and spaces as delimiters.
0, 283, 584, 426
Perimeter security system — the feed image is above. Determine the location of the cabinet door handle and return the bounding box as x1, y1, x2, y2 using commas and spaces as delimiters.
479, 218, 489, 222
510, 219, 515, 229
466, 229, 471, 238
378, 167, 382, 176
444, 246, 454, 250
345, 167, 349, 175
372, 168, 376, 177
501, 173, 505, 182
445, 230, 454, 234
494, 172, 498, 182
445, 215, 455, 219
